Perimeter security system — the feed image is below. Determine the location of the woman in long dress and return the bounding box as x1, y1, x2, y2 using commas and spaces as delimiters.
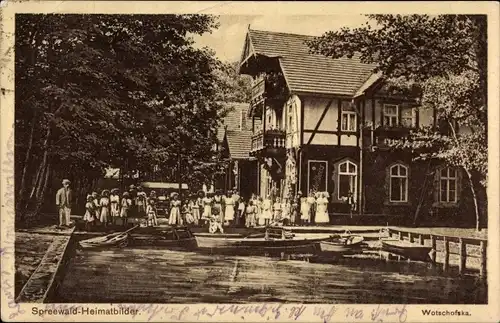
110, 188, 120, 225
291, 192, 301, 226
261, 195, 272, 226
169, 193, 181, 225
315, 192, 330, 224
136, 187, 147, 218
202, 192, 212, 222
224, 190, 235, 226
256, 196, 265, 226
99, 190, 110, 228
120, 192, 132, 227
190, 193, 201, 226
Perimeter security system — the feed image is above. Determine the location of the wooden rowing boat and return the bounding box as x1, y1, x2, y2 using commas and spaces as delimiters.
129, 226, 197, 249
380, 238, 432, 262
317, 235, 365, 255
195, 230, 329, 256
78, 226, 139, 249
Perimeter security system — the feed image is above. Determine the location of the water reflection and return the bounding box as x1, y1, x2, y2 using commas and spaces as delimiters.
55, 245, 487, 304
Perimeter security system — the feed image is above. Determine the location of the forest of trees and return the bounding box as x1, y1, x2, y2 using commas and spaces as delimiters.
15, 14, 252, 225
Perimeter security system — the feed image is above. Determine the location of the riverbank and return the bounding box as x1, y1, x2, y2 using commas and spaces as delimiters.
15, 226, 75, 302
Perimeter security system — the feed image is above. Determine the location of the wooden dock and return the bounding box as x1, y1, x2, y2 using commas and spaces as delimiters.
387, 228, 487, 278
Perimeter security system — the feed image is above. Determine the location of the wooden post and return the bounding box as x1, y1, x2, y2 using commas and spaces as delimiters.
418, 234, 424, 245
443, 237, 450, 272
480, 240, 487, 278
430, 235, 437, 263
398, 231, 402, 241
458, 238, 466, 275
409, 232, 414, 243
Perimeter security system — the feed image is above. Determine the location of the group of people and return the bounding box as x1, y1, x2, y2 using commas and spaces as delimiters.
83, 185, 177, 230
79, 183, 341, 231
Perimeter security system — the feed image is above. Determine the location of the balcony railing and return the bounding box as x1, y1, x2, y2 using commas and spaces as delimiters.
251, 129, 286, 154
373, 125, 411, 149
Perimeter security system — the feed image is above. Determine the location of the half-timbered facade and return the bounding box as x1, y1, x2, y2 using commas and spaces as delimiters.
238, 29, 484, 226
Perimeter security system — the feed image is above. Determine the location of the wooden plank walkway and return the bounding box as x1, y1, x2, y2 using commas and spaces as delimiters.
16, 227, 75, 303
387, 228, 487, 278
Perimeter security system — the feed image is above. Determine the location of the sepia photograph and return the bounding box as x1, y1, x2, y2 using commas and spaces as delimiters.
1, 1, 498, 322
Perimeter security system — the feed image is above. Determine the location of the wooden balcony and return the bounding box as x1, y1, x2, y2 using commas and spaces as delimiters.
250, 78, 265, 109
373, 125, 411, 149
250, 129, 286, 157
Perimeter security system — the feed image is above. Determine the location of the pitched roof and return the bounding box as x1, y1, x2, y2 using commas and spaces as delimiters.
245, 29, 377, 96
226, 130, 253, 159
216, 102, 257, 159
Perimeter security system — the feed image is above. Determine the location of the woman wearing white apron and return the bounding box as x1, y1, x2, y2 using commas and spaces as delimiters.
315, 192, 330, 224
224, 190, 235, 226
261, 195, 272, 226
169, 193, 181, 225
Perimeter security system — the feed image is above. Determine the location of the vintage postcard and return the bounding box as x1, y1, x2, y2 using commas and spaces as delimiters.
1, 1, 499, 322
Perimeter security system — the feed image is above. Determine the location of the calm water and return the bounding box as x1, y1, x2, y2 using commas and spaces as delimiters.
55, 242, 487, 304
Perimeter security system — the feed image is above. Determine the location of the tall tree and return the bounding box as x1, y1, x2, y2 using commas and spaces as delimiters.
15, 14, 227, 224
308, 14, 487, 230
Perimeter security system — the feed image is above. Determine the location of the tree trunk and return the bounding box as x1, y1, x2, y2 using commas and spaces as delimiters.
463, 167, 481, 231
34, 162, 52, 217
447, 119, 481, 231
17, 111, 38, 210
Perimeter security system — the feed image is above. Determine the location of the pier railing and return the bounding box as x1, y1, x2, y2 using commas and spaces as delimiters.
387, 228, 487, 278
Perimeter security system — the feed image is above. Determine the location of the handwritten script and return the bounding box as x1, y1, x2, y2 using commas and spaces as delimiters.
28, 303, 409, 322
1, 129, 25, 320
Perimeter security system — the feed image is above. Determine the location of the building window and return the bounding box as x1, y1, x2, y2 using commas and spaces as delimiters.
338, 160, 357, 200
401, 107, 417, 128
439, 167, 458, 203
383, 104, 399, 126
341, 111, 356, 132
389, 164, 408, 202
341, 102, 357, 132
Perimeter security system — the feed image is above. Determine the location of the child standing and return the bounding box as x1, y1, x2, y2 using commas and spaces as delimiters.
99, 190, 110, 228
120, 192, 132, 227
245, 200, 256, 228
146, 198, 158, 227
83, 195, 95, 231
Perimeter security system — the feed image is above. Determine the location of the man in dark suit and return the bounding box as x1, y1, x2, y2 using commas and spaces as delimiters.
56, 179, 73, 227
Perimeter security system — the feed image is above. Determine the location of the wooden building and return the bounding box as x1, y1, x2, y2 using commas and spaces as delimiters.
214, 102, 259, 199
238, 29, 485, 226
